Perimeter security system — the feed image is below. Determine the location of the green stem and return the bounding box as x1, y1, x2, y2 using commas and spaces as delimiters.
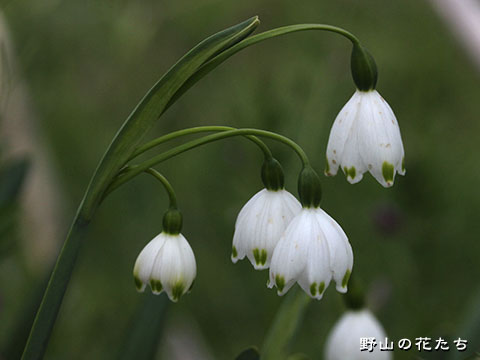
130, 126, 272, 160
106, 128, 309, 196
262, 287, 311, 360
167, 24, 359, 109
144, 168, 177, 209
21, 213, 89, 359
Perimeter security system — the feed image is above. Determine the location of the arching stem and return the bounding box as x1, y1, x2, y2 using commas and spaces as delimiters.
105, 128, 310, 197
129, 126, 272, 161
144, 168, 178, 209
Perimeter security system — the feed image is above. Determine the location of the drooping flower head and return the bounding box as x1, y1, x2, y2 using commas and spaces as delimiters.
324, 309, 391, 360
268, 166, 353, 299
133, 209, 196, 302
232, 188, 301, 269
325, 43, 405, 187
232, 158, 301, 269
325, 90, 405, 187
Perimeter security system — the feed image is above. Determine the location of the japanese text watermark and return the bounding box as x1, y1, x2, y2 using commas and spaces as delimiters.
360, 337, 468, 352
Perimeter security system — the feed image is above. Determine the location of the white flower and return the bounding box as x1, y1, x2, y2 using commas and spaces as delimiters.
268, 207, 353, 299
325, 309, 392, 360
232, 188, 301, 269
133, 232, 196, 302
325, 90, 405, 187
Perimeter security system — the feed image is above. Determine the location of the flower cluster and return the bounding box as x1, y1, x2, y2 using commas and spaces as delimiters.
233, 165, 353, 300
131, 46, 405, 303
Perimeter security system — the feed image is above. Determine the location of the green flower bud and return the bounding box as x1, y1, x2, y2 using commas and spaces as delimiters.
261, 157, 285, 191
162, 209, 183, 235
350, 43, 378, 91
297, 166, 322, 208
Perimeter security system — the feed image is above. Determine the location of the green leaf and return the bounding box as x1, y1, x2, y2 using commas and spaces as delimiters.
117, 293, 169, 360
235, 347, 260, 360
261, 287, 311, 360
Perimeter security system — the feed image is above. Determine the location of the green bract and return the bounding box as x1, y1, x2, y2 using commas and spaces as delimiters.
350, 43, 378, 91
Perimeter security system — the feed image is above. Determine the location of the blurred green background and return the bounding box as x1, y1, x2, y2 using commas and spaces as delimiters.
1, 0, 480, 359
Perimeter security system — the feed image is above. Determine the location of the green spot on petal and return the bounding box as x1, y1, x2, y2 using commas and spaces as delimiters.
172, 282, 185, 301
382, 161, 394, 184
260, 249, 267, 265
134, 276, 143, 291
232, 246, 238, 258
342, 269, 351, 288
318, 281, 325, 295
275, 275, 285, 292
310, 282, 317, 296
150, 279, 163, 293
344, 166, 356, 180
253, 248, 261, 265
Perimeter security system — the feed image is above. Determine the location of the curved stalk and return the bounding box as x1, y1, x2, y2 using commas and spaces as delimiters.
167, 24, 360, 109
129, 126, 272, 160
144, 168, 177, 209
106, 128, 310, 197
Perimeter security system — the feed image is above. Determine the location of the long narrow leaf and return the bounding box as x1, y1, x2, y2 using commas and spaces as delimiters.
118, 294, 169, 360
261, 288, 311, 360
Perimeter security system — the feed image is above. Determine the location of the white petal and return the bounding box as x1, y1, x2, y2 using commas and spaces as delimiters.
268, 210, 312, 295
133, 233, 167, 291
325, 310, 392, 360
356, 91, 404, 187
297, 210, 332, 299
232, 189, 266, 262
315, 209, 353, 293
326, 91, 361, 176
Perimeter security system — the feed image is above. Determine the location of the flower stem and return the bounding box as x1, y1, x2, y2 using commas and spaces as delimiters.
144, 168, 178, 209
168, 24, 360, 109
261, 287, 311, 360
105, 128, 310, 196
129, 126, 272, 160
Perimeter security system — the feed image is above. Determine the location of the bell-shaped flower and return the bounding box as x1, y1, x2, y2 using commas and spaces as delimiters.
324, 309, 392, 360
325, 90, 405, 187
268, 207, 353, 299
232, 188, 301, 269
133, 232, 196, 302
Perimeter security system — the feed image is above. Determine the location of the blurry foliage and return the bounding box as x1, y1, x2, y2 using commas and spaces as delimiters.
0, 0, 480, 359
0, 158, 28, 258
